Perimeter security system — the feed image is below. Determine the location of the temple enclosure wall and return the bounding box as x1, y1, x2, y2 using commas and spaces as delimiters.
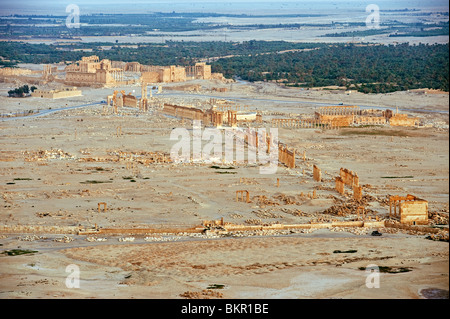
315, 113, 355, 127
31, 87, 82, 99
161, 103, 261, 127
62, 55, 221, 87
313, 105, 419, 128
389, 114, 420, 127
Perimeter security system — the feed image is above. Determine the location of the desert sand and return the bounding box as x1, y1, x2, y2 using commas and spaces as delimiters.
0, 76, 448, 299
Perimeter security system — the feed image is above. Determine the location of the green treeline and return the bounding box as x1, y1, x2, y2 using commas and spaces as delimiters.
0, 41, 448, 93
212, 42, 449, 92
0, 40, 323, 65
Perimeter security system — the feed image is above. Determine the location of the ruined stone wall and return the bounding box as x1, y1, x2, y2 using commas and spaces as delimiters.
211, 72, 226, 81
236, 112, 257, 122
162, 103, 177, 117
141, 71, 160, 83
335, 176, 345, 194
278, 145, 295, 169
0, 225, 78, 234
125, 62, 141, 72
112, 61, 126, 70
340, 168, 359, 187
317, 105, 359, 115
81, 55, 99, 63
123, 94, 138, 108
313, 165, 322, 182
185, 62, 211, 79
163, 84, 201, 92
355, 116, 387, 125
80, 61, 101, 73
161, 103, 205, 121
0, 67, 32, 76
65, 71, 104, 86
400, 200, 428, 225
196, 63, 211, 79
389, 114, 419, 127
353, 185, 363, 201
64, 64, 80, 72
31, 87, 82, 99
316, 114, 354, 127
158, 66, 186, 83
272, 118, 325, 128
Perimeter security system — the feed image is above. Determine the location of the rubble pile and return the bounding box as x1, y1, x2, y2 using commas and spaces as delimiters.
144, 236, 181, 242
254, 195, 279, 207
329, 227, 369, 235
245, 219, 263, 225
86, 237, 107, 242
108, 150, 170, 163
24, 149, 75, 161
426, 232, 449, 242
428, 211, 449, 226
321, 200, 377, 217
251, 209, 283, 219
17, 235, 47, 241
54, 236, 74, 243
275, 194, 300, 205
310, 216, 337, 223
232, 227, 316, 237
180, 290, 223, 299
279, 208, 311, 217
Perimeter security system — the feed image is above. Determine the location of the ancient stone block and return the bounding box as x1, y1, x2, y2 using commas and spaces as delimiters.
313, 165, 322, 182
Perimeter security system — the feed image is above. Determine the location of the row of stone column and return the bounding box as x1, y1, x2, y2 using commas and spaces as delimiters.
271, 118, 343, 129
317, 106, 359, 116
111, 69, 124, 82
278, 144, 295, 169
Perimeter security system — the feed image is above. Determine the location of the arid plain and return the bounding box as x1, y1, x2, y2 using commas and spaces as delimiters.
0, 76, 449, 299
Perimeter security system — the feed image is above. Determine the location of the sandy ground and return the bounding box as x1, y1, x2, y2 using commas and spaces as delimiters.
0, 76, 448, 299
0, 233, 448, 299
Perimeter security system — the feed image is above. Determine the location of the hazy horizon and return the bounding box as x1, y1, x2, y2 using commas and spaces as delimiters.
1, 0, 449, 16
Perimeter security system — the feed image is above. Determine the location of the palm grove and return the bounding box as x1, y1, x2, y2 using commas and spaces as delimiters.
1, 41, 448, 94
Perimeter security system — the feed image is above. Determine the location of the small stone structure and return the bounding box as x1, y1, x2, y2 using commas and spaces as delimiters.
236, 190, 250, 203
389, 195, 428, 225
31, 87, 82, 99
98, 202, 107, 213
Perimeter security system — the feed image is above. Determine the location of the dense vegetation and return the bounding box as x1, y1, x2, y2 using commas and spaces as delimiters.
4, 12, 440, 39
0, 40, 448, 93
322, 21, 449, 38
0, 40, 324, 65
212, 42, 449, 92
0, 12, 327, 38
7, 84, 37, 97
